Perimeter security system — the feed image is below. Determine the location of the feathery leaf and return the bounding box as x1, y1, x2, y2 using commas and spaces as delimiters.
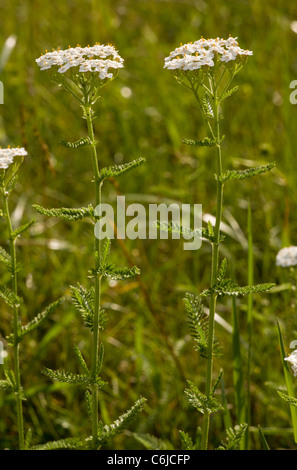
33, 204, 94, 221
216, 162, 275, 184
42, 367, 106, 388
217, 423, 248, 450
98, 157, 145, 184
184, 381, 223, 415
89, 264, 140, 281
7, 298, 63, 346
0, 284, 23, 308
61, 137, 92, 149
184, 293, 221, 358
10, 218, 35, 240
0, 246, 13, 272
97, 397, 146, 446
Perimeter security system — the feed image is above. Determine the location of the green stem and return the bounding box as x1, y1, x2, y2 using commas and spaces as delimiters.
1, 186, 24, 450
85, 105, 102, 449
200, 80, 224, 450
245, 201, 254, 449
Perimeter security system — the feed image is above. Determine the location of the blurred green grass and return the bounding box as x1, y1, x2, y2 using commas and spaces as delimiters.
0, 0, 297, 450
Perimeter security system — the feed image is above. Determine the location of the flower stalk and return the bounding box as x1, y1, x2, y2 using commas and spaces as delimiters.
201, 79, 224, 450
84, 104, 102, 447
1, 188, 24, 449
34, 43, 146, 450
165, 36, 274, 450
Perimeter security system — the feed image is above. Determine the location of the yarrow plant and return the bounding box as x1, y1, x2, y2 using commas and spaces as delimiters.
33, 43, 146, 450
164, 36, 275, 450
0, 147, 63, 450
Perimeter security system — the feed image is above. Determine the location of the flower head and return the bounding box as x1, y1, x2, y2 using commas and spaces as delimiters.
36, 43, 124, 80
276, 246, 297, 268
164, 36, 252, 72
285, 349, 297, 376
0, 147, 27, 169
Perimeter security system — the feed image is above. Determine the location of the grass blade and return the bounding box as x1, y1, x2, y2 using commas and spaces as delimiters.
277, 321, 297, 443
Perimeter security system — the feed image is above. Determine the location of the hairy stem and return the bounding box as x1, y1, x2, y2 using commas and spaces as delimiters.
200, 80, 223, 450
1, 186, 24, 450
85, 105, 102, 448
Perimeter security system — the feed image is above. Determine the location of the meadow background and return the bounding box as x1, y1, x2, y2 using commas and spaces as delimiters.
0, 0, 297, 450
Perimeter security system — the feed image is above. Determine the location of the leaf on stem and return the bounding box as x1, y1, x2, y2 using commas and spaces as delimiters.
221, 85, 239, 101
184, 292, 221, 358
31, 437, 84, 450
97, 397, 147, 446
70, 284, 107, 330
181, 137, 216, 147
184, 380, 223, 415
33, 204, 94, 222
42, 367, 107, 388
0, 246, 13, 272
89, 264, 140, 281
216, 423, 248, 450
97, 157, 145, 184
201, 260, 275, 297
10, 218, 35, 240
0, 283, 23, 308
216, 162, 275, 184
61, 137, 93, 149
7, 297, 64, 346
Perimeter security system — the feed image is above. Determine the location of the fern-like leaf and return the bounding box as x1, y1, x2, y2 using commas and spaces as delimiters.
10, 218, 35, 240
0, 284, 23, 308
61, 137, 92, 149
221, 85, 239, 101
33, 204, 94, 221
217, 162, 275, 183
202, 91, 214, 118
90, 264, 140, 281
98, 157, 145, 183
0, 380, 12, 391
184, 293, 221, 358
181, 137, 216, 147
32, 437, 84, 450
184, 381, 223, 415
217, 423, 248, 450
71, 284, 94, 329
7, 298, 63, 346
97, 397, 147, 446
202, 282, 275, 297
179, 430, 196, 450
74, 346, 89, 375
278, 391, 297, 408
42, 367, 106, 388
0, 246, 13, 272
201, 260, 275, 297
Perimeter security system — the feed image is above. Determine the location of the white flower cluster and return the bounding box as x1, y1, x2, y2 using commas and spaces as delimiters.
0, 147, 27, 169
276, 246, 297, 268
164, 36, 253, 71
36, 43, 124, 80
285, 350, 297, 377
